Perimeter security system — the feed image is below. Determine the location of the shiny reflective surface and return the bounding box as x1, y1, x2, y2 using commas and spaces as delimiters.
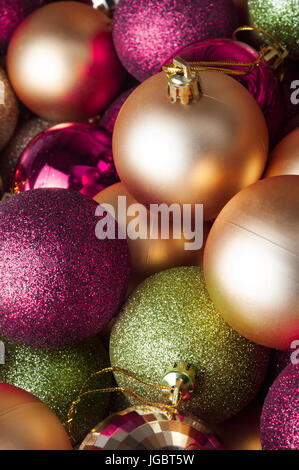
204, 175, 299, 349
80, 406, 224, 450
14, 122, 118, 198
113, 71, 268, 220
7, 2, 126, 121
265, 129, 299, 177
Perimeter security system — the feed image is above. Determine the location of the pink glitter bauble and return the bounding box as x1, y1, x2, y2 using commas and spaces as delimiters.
0, 0, 43, 55
112, 0, 238, 81
164, 38, 284, 148
0, 189, 131, 348
261, 364, 299, 450
13, 122, 119, 199
100, 88, 135, 134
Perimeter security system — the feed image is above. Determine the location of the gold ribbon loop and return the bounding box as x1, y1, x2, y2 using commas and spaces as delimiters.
65, 366, 183, 441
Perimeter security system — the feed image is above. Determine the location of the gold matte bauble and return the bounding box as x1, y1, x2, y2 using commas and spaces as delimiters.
113, 70, 268, 220
265, 128, 299, 177
0, 67, 18, 151
204, 175, 299, 350
215, 399, 262, 450
94, 182, 210, 281
7, 2, 126, 121
0, 384, 72, 450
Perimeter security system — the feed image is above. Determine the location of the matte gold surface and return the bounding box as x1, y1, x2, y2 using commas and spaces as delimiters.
204, 175, 299, 350
215, 399, 262, 450
0, 384, 72, 450
113, 71, 268, 220
0, 67, 18, 151
94, 182, 210, 281
265, 128, 299, 177
7, 2, 125, 121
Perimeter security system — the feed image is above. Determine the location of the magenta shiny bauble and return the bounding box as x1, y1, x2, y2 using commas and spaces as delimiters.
100, 88, 135, 135
164, 38, 284, 148
261, 364, 299, 450
113, 0, 238, 81
0, 0, 42, 55
13, 122, 118, 199
0, 189, 131, 348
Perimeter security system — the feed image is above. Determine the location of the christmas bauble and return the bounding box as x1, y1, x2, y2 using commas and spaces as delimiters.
0, 0, 42, 55
112, 0, 238, 81
100, 88, 135, 134
248, 0, 299, 58
164, 38, 284, 147
80, 406, 224, 450
0, 384, 72, 450
279, 115, 299, 142
113, 70, 268, 220
0, 188, 130, 348
215, 399, 262, 450
0, 67, 18, 152
94, 182, 210, 281
204, 175, 299, 350
261, 364, 299, 450
0, 335, 112, 444
265, 128, 299, 177
13, 122, 118, 198
110, 267, 269, 423
0, 117, 57, 193
7, 2, 126, 121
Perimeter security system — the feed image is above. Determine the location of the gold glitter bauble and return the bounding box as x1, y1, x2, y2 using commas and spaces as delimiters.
248, 0, 299, 58
110, 267, 269, 424
0, 67, 18, 151
0, 117, 56, 192
0, 335, 112, 444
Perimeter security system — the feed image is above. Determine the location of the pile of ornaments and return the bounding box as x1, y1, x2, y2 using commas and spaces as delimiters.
0, 0, 298, 451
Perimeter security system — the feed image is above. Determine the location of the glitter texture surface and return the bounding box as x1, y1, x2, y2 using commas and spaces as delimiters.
0, 117, 57, 193
164, 38, 284, 148
0, 188, 131, 348
0, 0, 43, 55
100, 88, 135, 135
110, 267, 269, 423
0, 68, 18, 152
13, 123, 118, 199
261, 364, 299, 450
248, 0, 299, 58
0, 335, 112, 444
113, 0, 239, 81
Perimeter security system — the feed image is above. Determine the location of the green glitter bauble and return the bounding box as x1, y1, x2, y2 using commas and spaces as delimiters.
248, 0, 299, 58
0, 336, 112, 443
110, 267, 269, 423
